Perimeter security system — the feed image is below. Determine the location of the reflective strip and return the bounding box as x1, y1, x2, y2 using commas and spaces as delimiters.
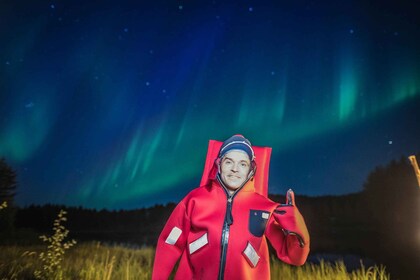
243, 242, 260, 267
189, 233, 208, 254
165, 227, 182, 245
262, 212, 269, 219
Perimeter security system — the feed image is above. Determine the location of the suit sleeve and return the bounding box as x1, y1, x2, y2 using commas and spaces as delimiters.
265, 204, 310, 266
152, 200, 191, 280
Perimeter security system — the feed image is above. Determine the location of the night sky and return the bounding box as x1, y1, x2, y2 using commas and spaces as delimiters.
0, 1, 419, 209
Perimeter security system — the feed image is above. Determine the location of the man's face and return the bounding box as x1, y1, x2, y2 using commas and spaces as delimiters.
220, 150, 251, 191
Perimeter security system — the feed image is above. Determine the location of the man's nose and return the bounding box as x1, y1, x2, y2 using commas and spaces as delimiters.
231, 163, 238, 172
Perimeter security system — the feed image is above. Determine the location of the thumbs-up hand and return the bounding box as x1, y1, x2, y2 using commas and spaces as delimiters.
283, 189, 295, 206
273, 189, 309, 248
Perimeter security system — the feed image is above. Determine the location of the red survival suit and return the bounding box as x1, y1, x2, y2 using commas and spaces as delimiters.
152, 140, 310, 280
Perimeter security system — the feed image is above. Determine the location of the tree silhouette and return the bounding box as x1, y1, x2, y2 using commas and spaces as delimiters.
0, 158, 18, 232
363, 155, 419, 233
0, 158, 17, 205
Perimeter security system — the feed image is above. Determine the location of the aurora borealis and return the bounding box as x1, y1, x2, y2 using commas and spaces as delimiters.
0, 1, 419, 209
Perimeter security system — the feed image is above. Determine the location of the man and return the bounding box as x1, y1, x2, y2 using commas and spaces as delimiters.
152, 135, 310, 279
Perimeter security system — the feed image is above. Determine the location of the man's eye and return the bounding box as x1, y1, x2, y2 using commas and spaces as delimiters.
241, 163, 248, 167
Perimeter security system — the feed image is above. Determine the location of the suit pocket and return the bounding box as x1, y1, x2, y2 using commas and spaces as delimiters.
248, 209, 270, 237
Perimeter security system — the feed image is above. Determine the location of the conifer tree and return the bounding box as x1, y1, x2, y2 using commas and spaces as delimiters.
0, 158, 18, 232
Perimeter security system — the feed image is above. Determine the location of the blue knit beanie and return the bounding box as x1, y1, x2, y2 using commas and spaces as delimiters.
218, 134, 255, 161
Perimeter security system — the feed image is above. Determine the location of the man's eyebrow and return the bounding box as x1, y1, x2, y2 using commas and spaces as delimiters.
223, 157, 250, 163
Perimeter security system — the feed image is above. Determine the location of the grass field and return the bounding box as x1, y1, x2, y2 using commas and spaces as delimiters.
0, 242, 390, 280
0, 210, 390, 279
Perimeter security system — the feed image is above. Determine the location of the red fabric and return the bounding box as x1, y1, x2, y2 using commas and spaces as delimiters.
200, 140, 272, 197
153, 181, 267, 279
152, 139, 309, 279
270, 206, 310, 265
271, 190, 310, 265
152, 183, 310, 280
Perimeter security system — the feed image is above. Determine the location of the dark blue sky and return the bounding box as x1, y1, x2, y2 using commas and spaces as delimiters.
0, 0, 419, 209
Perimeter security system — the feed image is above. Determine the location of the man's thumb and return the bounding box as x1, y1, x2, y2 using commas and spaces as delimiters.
286, 189, 295, 206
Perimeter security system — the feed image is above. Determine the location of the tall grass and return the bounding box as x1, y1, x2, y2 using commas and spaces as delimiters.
0, 243, 153, 280
0, 243, 390, 280
0, 209, 390, 279
270, 257, 390, 280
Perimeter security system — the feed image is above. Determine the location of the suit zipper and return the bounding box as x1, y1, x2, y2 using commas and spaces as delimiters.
217, 175, 247, 280
218, 195, 232, 280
